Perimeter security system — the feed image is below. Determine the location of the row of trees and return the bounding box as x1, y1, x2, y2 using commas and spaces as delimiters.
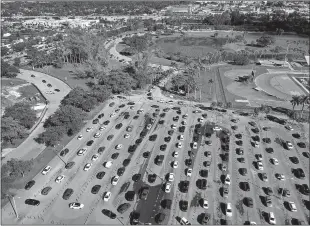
1, 102, 37, 147
35, 86, 110, 146
1, 60, 20, 78
290, 95, 310, 119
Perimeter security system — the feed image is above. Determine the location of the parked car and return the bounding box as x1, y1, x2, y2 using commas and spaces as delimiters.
63, 188, 74, 200
25, 180, 35, 190
117, 203, 131, 214
41, 186, 52, 195
25, 199, 40, 206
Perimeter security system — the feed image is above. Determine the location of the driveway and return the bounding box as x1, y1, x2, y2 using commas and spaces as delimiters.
2, 69, 71, 162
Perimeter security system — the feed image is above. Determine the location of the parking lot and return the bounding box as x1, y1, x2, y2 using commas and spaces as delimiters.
1, 90, 309, 225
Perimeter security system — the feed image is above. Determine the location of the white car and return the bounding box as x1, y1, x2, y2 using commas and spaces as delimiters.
168, 173, 174, 182
103, 192, 111, 202
171, 124, 177, 130
86, 127, 93, 132
124, 134, 130, 139
104, 161, 113, 168
254, 141, 260, 148
42, 166, 51, 175
55, 175, 65, 183
213, 126, 222, 131
183, 114, 188, 119
268, 212, 276, 225
165, 183, 171, 193
203, 200, 209, 209
99, 126, 106, 131
180, 217, 191, 225
179, 135, 184, 140
198, 117, 204, 123
285, 125, 293, 131
159, 99, 164, 103
77, 135, 83, 140
286, 141, 293, 149
110, 113, 116, 117
186, 168, 192, 177
271, 158, 279, 165
181, 121, 187, 125
146, 124, 152, 130
288, 201, 297, 212
112, 176, 120, 185
84, 163, 92, 171
94, 132, 101, 138
69, 203, 84, 210
116, 144, 123, 150
130, 106, 134, 110
193, 142, 198, 149
276, 174, 285, 180
91, 154, 99, 161
172, 161, 178, 168
173, 151, 179, 158
77, 148, 87, 156
226, 203, 232, 217
257, 161, 264, 170
225, 174, 231, 185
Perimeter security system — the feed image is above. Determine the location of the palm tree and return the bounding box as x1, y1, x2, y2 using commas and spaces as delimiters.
299, 95, 309, 118
290, 95, 300, 112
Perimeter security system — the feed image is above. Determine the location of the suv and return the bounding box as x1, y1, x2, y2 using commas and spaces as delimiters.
25, 180, 35, 190
140, 187, 150, 200
25, 199, 40, 206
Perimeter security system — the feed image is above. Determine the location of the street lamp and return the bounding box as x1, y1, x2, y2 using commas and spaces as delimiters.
6, 195, 20, 219
53, 149, 67, 165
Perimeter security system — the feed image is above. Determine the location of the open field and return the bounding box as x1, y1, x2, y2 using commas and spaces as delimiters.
2, 92, 309, 225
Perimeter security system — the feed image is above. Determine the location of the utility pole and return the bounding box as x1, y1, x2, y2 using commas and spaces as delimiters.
7, 195, 18, 219
53, 150, 66, 165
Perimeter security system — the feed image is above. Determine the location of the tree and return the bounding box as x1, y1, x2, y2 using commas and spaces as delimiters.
35, 126, 66, 147
1, 60, 19, 78
226, 102, 232, 108
290, 95, 300, 112
13, 57, 21, 67
256, 35, 275, 47
1, 117, 28, 145
233, 51, 250, 65
1, 46, 9, 56
12, 42, 26, 52
4, 102, 37, 129
2, 159, 33, 179
299, 95, 309, 118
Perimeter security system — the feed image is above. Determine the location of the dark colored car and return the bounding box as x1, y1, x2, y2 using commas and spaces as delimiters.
236, 148, 244, 155
128, 145, 137, 153
98, 113, 104, 119
240, 182, 250, 191
180, 200, 188, 211
149, 134, 158, 141
133, 115, 139, 120
155, 155, 164, 165
239, 168, 247, 176
87, 140, 94, 146
160, 144, 167, 151
119, 104, 125, 108
185, 159, 192, 166
111, 153, 119, 159
179, 126, 185, 133
203, 161, 211, 167
165, 136, 171, 142
125, 191, 136, 201
102, 209, 116, 219
109, 102, 115, 107
200, 170, 208, 178
293, 168, 305, 179
60, 148, 69, 157
133, 174, 141, 182
298, 184, 310, 196
91, 185, 101, 194
42, 80, 46, 83
115, 123, 123, 129
117, 203, 131, 214
25, 180, 35, 190
107, 135, 114, 141
31, 74, 35, 77
103, 120, 110, 125
235, 133, 242, 139
243, 197, 253, 208
204, 151, 211, 157
41, 186, 52, 195
130, 211, 140, 225
140, 187, 150, 200
143, 151, 150, 158
173, 116, 179, 121
297, 142, 306, 148
168, 130, 174, 135
65, 161, 75, 169
302, 152, 310, 158
193, 136, 199, 142
124, 114, 130, 119
155, 213, 166, 224
117, 167, 126, 176
291, 218, 303, 225
25, 199, 40, 206
96, 171, 105, 179
148, 174, 157, 183
181, 181, 190, 193
123, 159, 131, 167
198, 179, 207, 190
98, 146, 106, 155
120, 182, 131, 193
54, 89, 60, 92
128, 102, 135, 105
163, 108, 170, 112
63, 188, 74, 200
263, 187, 273, 196
93, 118, 99, 124
47, 83, 52, 87
160, 113, 166, 118
265, 147, 274, 153
289, 156, 299, 164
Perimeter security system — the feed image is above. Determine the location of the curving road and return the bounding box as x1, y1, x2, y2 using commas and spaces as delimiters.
2, 69, 71, 162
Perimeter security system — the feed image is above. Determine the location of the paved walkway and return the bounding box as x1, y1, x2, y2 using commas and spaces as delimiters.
2, 69, 71, 162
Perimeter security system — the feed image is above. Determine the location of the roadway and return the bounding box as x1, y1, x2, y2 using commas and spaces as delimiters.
2, 69, 71, 162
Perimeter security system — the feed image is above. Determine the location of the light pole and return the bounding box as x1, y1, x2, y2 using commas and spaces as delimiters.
53, 150, 66, 165
7, 195, 20, 219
